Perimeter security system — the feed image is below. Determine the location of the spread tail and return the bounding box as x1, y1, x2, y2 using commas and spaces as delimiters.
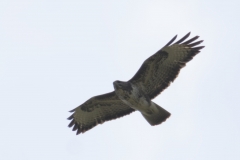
142, 102, 171, 126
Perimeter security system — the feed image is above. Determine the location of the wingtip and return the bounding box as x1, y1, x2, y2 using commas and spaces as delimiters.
69, 109, 76, 112
67, 114, 74, 120
194, 46, 205, 49
68, 120, 75, 127
187, 40, 204, 47
174, 32, 191, 44
72, 124, 78, 131
76, 128, 82, 135
200, 46, 205, 50
182, 36, 200, 45
164, 34, 178, 47
184, 32, 191, 39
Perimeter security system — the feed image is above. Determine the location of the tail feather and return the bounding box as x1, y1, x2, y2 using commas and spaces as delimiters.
142, 102, 170, 126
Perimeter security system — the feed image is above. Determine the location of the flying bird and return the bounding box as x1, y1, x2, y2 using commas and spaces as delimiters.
67, 32, 204, 135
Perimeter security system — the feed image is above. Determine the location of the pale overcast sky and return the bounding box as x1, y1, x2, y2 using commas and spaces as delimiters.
1, 1, 240, 160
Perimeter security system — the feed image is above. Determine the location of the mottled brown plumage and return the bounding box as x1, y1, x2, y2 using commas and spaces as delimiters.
68, 92, 134, 134
129, 32, 204, 99
68, 32, 204, 135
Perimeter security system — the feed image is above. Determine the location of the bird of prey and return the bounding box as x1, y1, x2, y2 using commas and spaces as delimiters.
67, 32, 204, 135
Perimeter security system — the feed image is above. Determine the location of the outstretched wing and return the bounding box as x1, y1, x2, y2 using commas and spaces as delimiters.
129, 32, 204, 99
67, 92, 135, 135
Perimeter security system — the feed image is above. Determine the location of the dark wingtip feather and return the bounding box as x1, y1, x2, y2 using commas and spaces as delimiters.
174, 32, 191, 44
164, 34, 177, 47
183, 36, 199, 44
193, 46, 205, 50
76, 127, 82, 135
69, 108, 76, 112
68, 120, 75, 127
67, 114, 74, 120
188, 40, 203, 47
72, 124, 78, 131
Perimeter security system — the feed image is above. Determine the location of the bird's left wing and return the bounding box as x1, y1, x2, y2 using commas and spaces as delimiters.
67, 91, 135, 135
129, 32, 204, 99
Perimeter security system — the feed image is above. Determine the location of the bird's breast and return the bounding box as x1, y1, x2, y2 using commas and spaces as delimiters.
117, 84, 151, 113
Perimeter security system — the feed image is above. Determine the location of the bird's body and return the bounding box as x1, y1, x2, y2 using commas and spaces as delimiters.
67, 32, 205, 135
113, 81, 151, 112
113, 81, 170, 125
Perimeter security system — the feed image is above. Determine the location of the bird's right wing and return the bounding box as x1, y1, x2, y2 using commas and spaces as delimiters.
67, 92, 135, 135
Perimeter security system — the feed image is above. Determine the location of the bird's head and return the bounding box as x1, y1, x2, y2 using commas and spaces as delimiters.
113, 80, 122, 90
113, 80, 132, 92
113, 80, 133, 100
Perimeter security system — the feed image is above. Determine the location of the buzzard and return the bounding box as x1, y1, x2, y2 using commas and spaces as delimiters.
68, 32, 204, 135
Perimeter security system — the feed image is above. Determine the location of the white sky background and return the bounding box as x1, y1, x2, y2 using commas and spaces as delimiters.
1, 1, 240, 159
